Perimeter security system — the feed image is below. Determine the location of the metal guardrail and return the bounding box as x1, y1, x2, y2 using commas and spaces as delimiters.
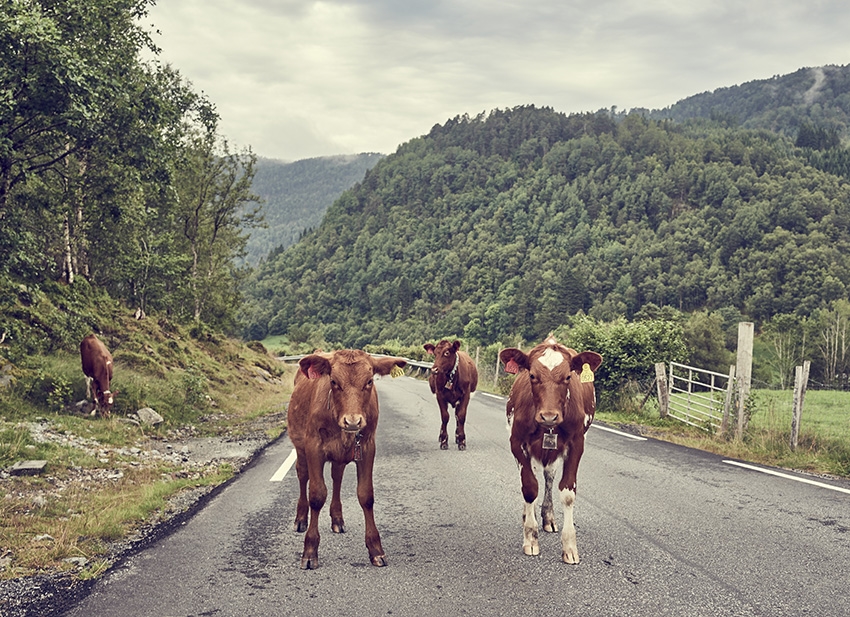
277, 354, 433, 373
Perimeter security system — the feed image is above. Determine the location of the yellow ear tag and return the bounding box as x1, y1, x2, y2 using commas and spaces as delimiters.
580, 363, 594, 383
390, 366, 404, 379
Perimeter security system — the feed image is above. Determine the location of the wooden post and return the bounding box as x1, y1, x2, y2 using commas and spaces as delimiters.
736, 322, 754, 440
655, 362, 669, 418
720, 364, 736, 437
790, 361, 811, 451
494, 349, 501, 389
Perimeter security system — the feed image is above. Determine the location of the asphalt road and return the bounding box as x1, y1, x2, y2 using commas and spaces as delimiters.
60, 376, 850, 616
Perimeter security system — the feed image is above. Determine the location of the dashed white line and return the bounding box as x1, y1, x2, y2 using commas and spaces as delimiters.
723, 460, 850, 495
270, 448, 297, 482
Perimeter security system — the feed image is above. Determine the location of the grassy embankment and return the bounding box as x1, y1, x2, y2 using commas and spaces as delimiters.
0, 305, 295, 580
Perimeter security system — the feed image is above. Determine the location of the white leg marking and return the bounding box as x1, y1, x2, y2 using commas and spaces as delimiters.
559, 487, 579, 564
522, 499, 540, 556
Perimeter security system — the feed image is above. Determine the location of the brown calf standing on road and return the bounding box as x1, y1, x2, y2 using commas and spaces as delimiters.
287, 349, 406, 570
423, 339, 478, 450
500, 335, 602, 564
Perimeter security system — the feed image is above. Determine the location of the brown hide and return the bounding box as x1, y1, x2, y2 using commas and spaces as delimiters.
500, 336, 602, 563
423, 340, 478, 450
287, 349, 406, 570
80, 334, 115, 417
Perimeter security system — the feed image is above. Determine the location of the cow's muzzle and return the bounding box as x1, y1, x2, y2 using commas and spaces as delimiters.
341, 415, 366, 432
536, 412, 562, 428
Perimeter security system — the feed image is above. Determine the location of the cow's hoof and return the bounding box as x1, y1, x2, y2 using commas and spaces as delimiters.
523, 544, 540, 556
439, 440, 448, 450
300, 555, 318, 569
331, 519, 346, 534
294, 519, 307, 533
543, 521, 558, 533
562, 549, 580, 564
457, 441, 466, 451
370, 554, 388, 567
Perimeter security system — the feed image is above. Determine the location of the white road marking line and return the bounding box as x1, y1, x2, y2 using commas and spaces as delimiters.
270, 449, 297, 482
590, 424, 648, 441
723, 460, 850, 495
479, 392, 503, 400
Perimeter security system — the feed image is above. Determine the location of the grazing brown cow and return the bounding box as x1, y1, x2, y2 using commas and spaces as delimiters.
500, 335, 602, 563
288, 349, 406, 569
80, 334, 116, 417
423, 340, 478, 450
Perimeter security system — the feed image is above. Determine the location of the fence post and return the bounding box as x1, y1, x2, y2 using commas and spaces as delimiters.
790, 360, 811, 451
655, 362, 669, 418
736, 322, 754, 439
720, 364, 736, 437
494, 349, 501, 389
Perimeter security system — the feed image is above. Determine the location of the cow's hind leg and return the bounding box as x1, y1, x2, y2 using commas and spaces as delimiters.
329, 461, 346, 533
541, 463, 558, 533
455, 395, 470, 450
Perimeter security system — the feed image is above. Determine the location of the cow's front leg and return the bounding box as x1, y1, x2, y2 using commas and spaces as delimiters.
559, 487, 578, 564
329, 460, 346, 533
541, 463, 558, 533
559, 437, 584, 564
437, 398, 450, 449
520, 459, 540, 556
356, 447, 386, 566
301, 458, 327, 569
293, 450, 309, 532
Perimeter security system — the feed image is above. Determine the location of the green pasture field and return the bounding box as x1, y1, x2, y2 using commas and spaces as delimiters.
748, 388, 850, 443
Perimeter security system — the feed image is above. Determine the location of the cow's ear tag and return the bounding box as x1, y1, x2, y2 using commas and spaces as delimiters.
505, 359, 519, 374
390, 365, 404, 379
580, 363, 594, 383
307, 366, 321, 380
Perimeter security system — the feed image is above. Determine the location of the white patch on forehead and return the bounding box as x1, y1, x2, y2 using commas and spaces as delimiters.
539, 348, 565, 371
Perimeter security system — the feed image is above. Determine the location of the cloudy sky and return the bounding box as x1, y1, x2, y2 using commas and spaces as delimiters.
143, 0, 850, 162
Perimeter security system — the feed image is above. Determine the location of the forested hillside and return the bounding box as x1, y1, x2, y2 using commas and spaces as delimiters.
241, 106, 850, 356
245, 154, 384, 265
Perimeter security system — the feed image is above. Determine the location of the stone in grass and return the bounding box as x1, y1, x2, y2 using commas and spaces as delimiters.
9, 460, 47, 476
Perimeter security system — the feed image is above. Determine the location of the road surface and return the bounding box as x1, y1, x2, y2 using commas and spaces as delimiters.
60, 375, 850, 616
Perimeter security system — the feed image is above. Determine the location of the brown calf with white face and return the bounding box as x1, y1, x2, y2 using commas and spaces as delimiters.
423, 340, 478, 450
500, 336, 602, 563
288, 349, 406, 569
80, 334, 116, 417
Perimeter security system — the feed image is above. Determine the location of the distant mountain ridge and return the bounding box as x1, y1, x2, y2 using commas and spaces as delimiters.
244, 153, 384, 264
647, 64, 850, 139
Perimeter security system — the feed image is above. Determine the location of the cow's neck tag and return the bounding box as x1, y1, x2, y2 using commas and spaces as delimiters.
580, 363, 594, 383
543, 430, 558, 450
505, 359, 519, 374
390, 365, 404, 379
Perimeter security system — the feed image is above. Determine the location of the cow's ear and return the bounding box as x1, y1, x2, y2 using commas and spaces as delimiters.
570, 351, 602, 374
500, 348, 529, 374
424, 344, 435, 356
372, 356, 407, 376
451, 340, 461, 352
300, 354, 331, 380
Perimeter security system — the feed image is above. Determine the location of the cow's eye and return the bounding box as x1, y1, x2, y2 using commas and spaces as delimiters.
365, 379, 373, 388
331, 379, 339, 389
530, 373, 537, 382
444, 351, 450, 357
